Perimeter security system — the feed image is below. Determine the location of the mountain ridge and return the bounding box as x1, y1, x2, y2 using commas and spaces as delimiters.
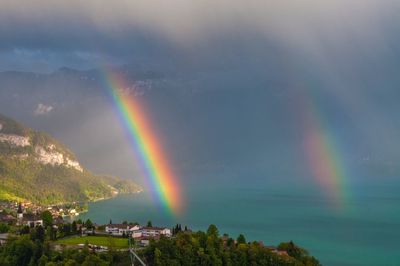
0, 113, 142, 205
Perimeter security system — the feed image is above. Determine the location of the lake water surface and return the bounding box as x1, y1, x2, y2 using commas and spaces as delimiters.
78, 180, 400, 266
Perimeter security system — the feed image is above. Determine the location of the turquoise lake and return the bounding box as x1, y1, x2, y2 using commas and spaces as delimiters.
78, 180, 400, 266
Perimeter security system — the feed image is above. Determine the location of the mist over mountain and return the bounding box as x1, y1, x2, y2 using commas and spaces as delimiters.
1, 60, 399, 193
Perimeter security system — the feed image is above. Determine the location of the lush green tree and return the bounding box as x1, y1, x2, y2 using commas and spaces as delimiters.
278, 241, 303, 258
154, 248, 163, 266
0, 236, 35, 266
141, 225, 320, 266
46, 226, 57, 240
38, 254, 48, 266
85, 219, 93, 229
0, 222, 9, 233
81, 254, 108, 266
71, 221, 77, 234
278, 241, 321, 266
226, 237, 235, 247
237, 234, 246, 245
41, 211, 53, 227
20, 225, 30, 234
147, 220, 152, 227
207, 224, 219, 237
31, 225, 46, 242
64, 259, 79, 266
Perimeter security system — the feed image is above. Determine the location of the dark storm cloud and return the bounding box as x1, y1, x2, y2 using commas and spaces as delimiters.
0, 0, 399, 69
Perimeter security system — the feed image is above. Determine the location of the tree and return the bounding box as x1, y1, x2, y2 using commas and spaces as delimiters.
237, 234, 246, 244
37, 255, 48, 266
147, 220, 152, 227
85, 219, 93, 229
2, 236, 35, 266
226, 238, 234, 247
207, 224, 219, 237
154, 248, 163, 266
71, 221, 77, 234
20, 225, 30, 235
63, 223, 72, 236
82, 254, 108, 266
41, 211, 53, 228
0, 222, 9, 233
64, 259, 79, 266
46, 226, 56, 241
32, 225, 46, 242
278, 241, 303, 259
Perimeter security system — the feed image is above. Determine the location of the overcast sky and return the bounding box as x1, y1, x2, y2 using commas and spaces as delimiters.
1, 0, 400, 185
0, 0, 399, 72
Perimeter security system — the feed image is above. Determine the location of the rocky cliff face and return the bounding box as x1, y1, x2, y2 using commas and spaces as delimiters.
0, 122, 83, 172
34, 145, 83, 172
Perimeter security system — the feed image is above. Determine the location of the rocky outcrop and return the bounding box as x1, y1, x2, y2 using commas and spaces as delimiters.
0, 128, 83, 172
0, 133, 30, 147
66, 157, 83, 172
35, 145, 83, 172
34, 146, 64, 166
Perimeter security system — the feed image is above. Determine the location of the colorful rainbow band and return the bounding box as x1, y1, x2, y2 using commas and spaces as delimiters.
102, 69, 182, 216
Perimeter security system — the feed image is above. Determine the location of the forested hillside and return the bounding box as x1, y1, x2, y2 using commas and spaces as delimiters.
0, 114, 141, 204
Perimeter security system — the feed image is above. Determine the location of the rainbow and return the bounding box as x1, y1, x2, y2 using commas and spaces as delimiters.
300, 89, 349, 210
102, 69, 182, 215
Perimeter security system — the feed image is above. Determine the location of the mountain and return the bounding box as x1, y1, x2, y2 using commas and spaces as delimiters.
0, 113, 141, 205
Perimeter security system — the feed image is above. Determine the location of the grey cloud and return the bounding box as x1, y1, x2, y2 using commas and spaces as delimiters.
0, 1, 398, 51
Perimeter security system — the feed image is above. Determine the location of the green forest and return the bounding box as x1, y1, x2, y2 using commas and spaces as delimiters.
142, 225, 321, 266
0, 222, 320, 266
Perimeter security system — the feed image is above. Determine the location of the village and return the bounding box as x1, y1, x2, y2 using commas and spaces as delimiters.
0, 201, 86, 219
0, 200, 288, 257
0, 201, 173, 248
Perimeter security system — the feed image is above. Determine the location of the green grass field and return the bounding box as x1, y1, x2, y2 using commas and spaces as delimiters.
56, 236, 129, 248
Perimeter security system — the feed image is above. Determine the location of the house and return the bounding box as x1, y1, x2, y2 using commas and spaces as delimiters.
15, 203, 42, 227
21, 214, 43, 227
80, 226, 94, 236
134, 226, 171, 239
53, 216, 64, 226
0, 233, 9, 246
0, 212, 15, 224
135, 236, 155, 247
105, 224, 140, 236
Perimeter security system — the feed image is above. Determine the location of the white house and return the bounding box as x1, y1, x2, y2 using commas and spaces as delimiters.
105, 224, 140, 236
21, 214, 43, 227
134, 226, 171, 239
